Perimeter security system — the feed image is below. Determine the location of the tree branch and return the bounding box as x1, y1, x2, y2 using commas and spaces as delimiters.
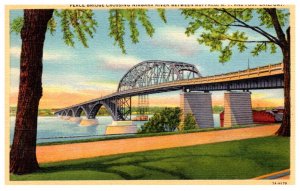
197, 12, 233, 27
215, 8, 280, 45
264, 8, 287, 47
222, 37, 271, 43
256, 42, 266, 52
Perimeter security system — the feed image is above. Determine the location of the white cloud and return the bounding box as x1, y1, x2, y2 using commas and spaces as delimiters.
149, 26, 271, 57
41, 72, 118, 94
42, 73, 86, 87
10, 67, 20, 77
150, 26, 207, 56
195, 65, 203, 75
78, 81, 118, 91
10, 67, 20, 92
43, 51, 73, 61
97, 54, 142, 71
10, 47, 21, 58
251, 89, 284, 99
43, 84, 80, 94
10, 46, 73, 61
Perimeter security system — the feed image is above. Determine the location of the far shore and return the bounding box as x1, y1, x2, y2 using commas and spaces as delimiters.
9, 106, 281, 117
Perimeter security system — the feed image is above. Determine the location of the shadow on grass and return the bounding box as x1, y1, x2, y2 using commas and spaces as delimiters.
11, 136, 290, 180
37, 153, 205, 179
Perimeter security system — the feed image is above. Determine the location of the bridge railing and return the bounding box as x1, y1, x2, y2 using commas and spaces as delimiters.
116, 63, 283, 95
184, 63, 283, 84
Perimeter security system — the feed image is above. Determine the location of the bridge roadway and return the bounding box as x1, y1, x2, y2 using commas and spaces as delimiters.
54, 62, 284, 121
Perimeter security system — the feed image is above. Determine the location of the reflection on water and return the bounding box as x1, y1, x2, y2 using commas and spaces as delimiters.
213, 114, 220, 127
10, 114, 220, 144
86, 125, 98, 135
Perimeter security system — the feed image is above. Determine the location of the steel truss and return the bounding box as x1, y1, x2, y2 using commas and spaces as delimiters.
118, 60, 201, 92
137, 94, 149, 115
116, 97, 131, 120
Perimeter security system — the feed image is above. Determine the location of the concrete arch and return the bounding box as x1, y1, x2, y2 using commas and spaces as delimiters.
88, 103, 102, 119
75, 106, 88, 118
61, 110, 67, 116
67, 109, 74, 117
88, 101, 117, 120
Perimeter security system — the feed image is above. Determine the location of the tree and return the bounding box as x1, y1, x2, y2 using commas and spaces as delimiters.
160, 107, 181, 132
10, 9, 166, 174
140, 113, 164, 133
182, 8, 290, 136
141, 107, 181, 133
10, 9, 54, 175
182, 113, 198, 130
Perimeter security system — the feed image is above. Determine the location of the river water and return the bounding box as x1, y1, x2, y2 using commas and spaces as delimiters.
9, 114, 220, 144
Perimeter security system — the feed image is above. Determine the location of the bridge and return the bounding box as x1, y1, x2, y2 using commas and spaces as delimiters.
54, 60, 284, 128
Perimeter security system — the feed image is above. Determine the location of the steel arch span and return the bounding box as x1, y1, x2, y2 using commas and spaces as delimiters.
117, 60, 201, 92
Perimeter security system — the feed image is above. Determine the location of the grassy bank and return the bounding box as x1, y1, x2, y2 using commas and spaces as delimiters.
11, 136, 290, 180
36, 123, 268, 146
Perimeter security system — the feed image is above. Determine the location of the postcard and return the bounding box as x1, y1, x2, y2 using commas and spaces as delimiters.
5, 4, 295, 185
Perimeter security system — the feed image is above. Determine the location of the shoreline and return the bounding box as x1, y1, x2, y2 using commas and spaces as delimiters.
35, 123, 272, 146
9, 111, 224, 118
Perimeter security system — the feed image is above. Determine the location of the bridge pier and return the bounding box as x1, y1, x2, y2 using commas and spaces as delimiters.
68, 117, 82, 123
106, 121, 138, 135
223, 91, 253, 127
62, 116, 70, 120
79, 118, 99, 126
180, 92, 214, 128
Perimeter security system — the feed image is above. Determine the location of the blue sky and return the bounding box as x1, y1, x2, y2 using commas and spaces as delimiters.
9, 9, 286, 108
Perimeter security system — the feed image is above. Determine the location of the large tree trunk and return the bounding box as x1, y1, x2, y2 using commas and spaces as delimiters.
276, 27, 291, 137
10, 9, 53, 175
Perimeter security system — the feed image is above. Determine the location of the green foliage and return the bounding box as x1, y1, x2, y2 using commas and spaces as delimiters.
157, 9, 167, 23
96, 106, 166, 116
141, 107, 181, 133
256, 9, 289, 28
136, 9, 155, 37
58, 10, 75, 47
96, 107, 110, 116
10, 107, 56, 116
182, 8, 289, 63
182, 113, 198, 130
10, 9, 166, 53
140, 113, 164, 133
109, 10, 126, 53
108, 9, 159, 53
56, 10, 98, 48
131, 106, 164, 115
47, 17, 57, 35
212, 105, 224, 113
251, 42, 267, 56
127, 9, 139, 44
251, 42, 278, 56
9, 106, 172, 117
10, 16, 23, 34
